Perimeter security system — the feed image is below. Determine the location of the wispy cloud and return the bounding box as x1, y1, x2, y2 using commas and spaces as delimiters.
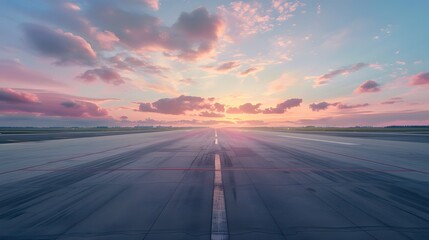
309, 101, 370, 111
264, 73, 296, 95
0, 60, 63, 87
239, 67, 262, 76
313, 62, 368, 86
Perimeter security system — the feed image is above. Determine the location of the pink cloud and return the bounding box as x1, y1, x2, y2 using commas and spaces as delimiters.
218, 1, 271, 36
93, 30, 119, 50
198, 111, 225, 118
226, 98, 302, 114
108, 55, 168, 76
91, 6, 224, 60
309, 101, 370, 111
218, 1, 303, 37
262, 98, 302, 114
315, 62, 368, 86
78, 67, 125, 85
236, 120, 266, 125
409, 72, 429, 86
239, 67, 261, 76
138, 95, 224, 115
22, 23, 97, 66
0, 89, 108, 117
0, 60, 62, 87
0, 88, 39, 103
272, 0, 303, 21
226, 103, 262, 114
213, 102, 225, 112
141, 0, 159, 10
309, 102, 330, 111
354, 80, 381, 93
135, 118, 234, 126
179, 78, 195, 85
336, 103, 370, 109
216, 61, 240, 72
381, 97, 403, 105
64, 2, 81, 11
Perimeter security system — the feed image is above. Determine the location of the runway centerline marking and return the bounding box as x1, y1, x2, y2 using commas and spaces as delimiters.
211, 154, 228, 240
215, 129, 218, 137
277, 134, 359, 145
215, 138, 218, 145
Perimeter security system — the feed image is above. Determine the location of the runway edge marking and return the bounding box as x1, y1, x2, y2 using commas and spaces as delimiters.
211, 153, 228, 240
277, 134, 359, 145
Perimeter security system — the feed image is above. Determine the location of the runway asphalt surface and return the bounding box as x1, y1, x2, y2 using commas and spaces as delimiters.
0, 128, 428, 239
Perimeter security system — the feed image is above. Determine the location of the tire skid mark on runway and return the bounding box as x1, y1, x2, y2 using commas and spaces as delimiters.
324, 187, 418, 239
1, 129, 215, 238
241, 135, 429, 232
251, 136, 429, 175
141, 136, 214, 239
0, 144, 137, 176
0, 129, 204, 176
227, 150, 288, 239
140, 151, 205, 240
306, 146, 429, 175
0, 137, 182, 221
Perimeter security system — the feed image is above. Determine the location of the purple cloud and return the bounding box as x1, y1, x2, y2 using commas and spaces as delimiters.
226, 103, 262, 114
108, 55, 169, 75
336, 103, 370, 109
309, 102, 330, 111
381, 97, 403, 105
309, 101, 369, 111
226, 99, 302, 114
237, 120, 266, 125
409, 72, 429, 86
262, 98, 302, 114
78, 67, 125, 85
355, 80, 381, 93
139, 95, 224, 115
90, 6, 224, 60
216, 61, 240, 72
0, 60, 62, 87
0, 89, 108, 117
0, 88, 39, 104
239, 67, 260, 76
22, 23, 97, 66
213, 102, 225, 112
179, 78, 196, 85
198, 111, 225, 118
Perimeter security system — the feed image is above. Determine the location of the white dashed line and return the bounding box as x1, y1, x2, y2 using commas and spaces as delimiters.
211, 154, 228, 240
215, 129, 218, 137
277, 135, 359, 145
215, 138, 218, 145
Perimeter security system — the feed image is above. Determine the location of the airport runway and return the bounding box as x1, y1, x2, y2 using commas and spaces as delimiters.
0, 128, 428, 239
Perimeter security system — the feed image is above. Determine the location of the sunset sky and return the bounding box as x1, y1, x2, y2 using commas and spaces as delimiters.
0, 0, 428, 127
